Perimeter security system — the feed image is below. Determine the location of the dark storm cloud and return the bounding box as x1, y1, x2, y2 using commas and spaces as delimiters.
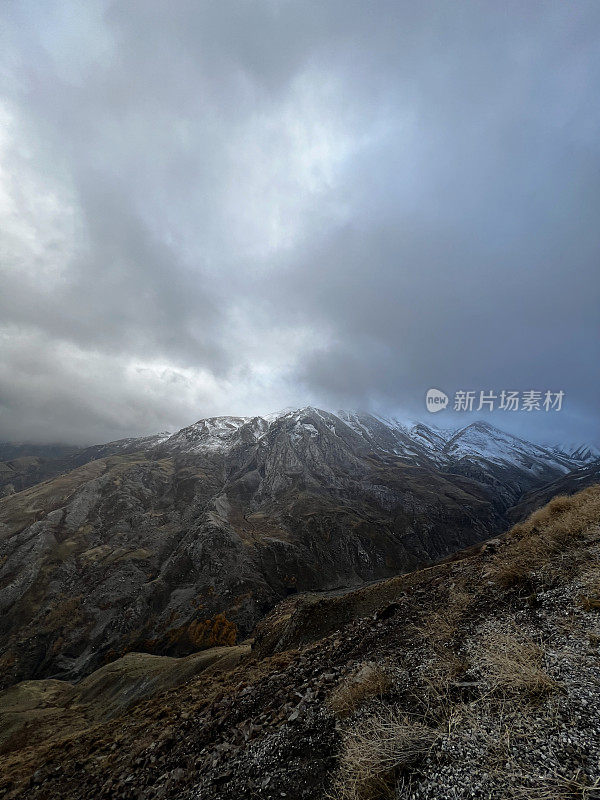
0, 1, 598, 445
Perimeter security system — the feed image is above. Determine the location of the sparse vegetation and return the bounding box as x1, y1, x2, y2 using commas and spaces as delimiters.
416, 586, 473, 643
511, 773, 600, 800
476, 628, 556, 696
331, 706, 438, 800
578, 562, 600, 611
491, 486, 600, 588
327, 662, 392, 717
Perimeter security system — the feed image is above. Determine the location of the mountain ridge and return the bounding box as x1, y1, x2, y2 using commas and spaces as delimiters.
62, 407, 594, 471
0, 408, 597, 687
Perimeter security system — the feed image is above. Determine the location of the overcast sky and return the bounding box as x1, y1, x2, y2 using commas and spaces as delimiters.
1, 1, 599, 447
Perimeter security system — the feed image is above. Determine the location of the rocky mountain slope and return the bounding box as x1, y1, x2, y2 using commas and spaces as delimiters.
0, 444, 80, 497
1, 483, 598, 800
0, 409, 595, 688
506, 460, 600, 524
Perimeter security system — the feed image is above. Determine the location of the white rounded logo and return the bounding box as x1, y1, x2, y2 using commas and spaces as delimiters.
426, 388, 448, 412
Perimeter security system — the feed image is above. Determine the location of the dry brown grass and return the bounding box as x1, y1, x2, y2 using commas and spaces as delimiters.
578, 562, 600, 611
411, 646, 469, 725
406, 584, 473, 720
330, 706, 438, 800
328, 662, 392, 717
477, 629, 556, 696
491, 486, 600, 588
417, 587, 473, 643
579, 561, 600, 592
510, 772, 600, 800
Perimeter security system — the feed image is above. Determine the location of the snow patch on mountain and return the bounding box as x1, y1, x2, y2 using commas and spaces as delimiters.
161, 416, 265, 453
443, 421, 572, 474
551, 442, 600, 465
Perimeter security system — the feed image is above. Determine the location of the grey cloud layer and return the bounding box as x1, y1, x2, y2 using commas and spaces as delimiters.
0, 1, 598, 445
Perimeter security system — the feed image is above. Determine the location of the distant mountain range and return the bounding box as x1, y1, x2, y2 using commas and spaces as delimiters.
2, 409, 597, 497
0, 407, 598, 687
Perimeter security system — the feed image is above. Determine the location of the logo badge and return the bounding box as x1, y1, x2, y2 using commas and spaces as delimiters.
426, 388, 448, 413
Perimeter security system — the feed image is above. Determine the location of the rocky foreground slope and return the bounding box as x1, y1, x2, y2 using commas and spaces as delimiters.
0, 483, 599, 799
0, 409, 596, 687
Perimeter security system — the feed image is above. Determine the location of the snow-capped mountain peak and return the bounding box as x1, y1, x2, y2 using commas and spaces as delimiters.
441, 420, 573, 475
160, 415, 267, 453
146, 409, 594, 486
